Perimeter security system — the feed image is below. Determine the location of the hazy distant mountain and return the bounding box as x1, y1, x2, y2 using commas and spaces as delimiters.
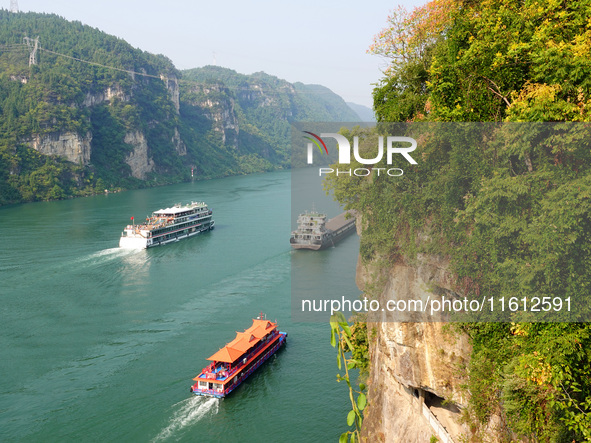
0, 11, 360, 204
346, 102, 376, 122
292, 83, 362, 121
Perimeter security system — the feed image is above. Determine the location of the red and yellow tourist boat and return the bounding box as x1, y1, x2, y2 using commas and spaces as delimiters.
190, 314, 287, 398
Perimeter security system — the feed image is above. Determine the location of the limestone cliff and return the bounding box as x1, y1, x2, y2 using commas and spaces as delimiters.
183, 83, 239, 148
82, 84, 129, 107
355, 216, 472, 442
29, 132, 92, 165
171, 127, 186, 156
124, 131, 154, 180
160, 74, 180, 114
354, 208, 511, 442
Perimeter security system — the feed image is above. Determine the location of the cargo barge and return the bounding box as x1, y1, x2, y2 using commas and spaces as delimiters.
290, 210, 356, 250
190, 315, 287, 398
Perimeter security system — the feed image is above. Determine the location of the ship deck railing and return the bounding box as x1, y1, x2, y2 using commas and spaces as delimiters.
192, 388, 224, 397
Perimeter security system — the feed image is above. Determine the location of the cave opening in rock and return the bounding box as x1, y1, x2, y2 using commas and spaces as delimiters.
424, 389, 460, 415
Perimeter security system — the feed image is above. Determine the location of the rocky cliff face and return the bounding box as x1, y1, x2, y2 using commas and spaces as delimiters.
186, 84, 239, 147
26, 77, 179, 180
29, 131, 92, 165
124, 131, 154, 179
236, 82, 296, 116
21, 71, 297, 186
171, 127, 186, 156
357, 221, 473, 442
161, 74, 180, 114
82, 84, 129, 107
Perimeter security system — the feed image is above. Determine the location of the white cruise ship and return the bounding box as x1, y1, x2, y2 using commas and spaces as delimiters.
119, 201, 214, 249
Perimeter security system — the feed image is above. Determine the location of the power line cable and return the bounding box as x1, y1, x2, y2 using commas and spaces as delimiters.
3, 42, 355, 99
39, 47, 165, 80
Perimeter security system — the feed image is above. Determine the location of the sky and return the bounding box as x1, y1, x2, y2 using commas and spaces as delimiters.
13, 0, 425, 108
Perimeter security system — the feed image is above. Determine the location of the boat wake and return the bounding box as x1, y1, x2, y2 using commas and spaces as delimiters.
49, 247, 144, 274
81, 247, 142, 264
152, 396, 219, 442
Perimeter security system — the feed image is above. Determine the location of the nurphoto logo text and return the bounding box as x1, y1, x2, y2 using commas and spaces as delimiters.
303, 131, 417, 176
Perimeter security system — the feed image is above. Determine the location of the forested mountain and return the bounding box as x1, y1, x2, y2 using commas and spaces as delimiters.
180, 67, 361, 176
0, 11, 355, 204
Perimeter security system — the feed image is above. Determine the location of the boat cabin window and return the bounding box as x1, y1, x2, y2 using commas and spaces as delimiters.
198, 381, 208, 389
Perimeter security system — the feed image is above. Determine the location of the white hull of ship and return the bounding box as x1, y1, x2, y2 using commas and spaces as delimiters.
119, 222, 215, 249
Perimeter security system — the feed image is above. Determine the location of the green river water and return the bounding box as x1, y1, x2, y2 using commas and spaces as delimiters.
0, 169, 361, 442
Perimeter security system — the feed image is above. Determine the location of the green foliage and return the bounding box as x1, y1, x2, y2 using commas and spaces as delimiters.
428, 0, 591, 122
89, 104, 133, 184
330, 312, 367, 443
327, 0, 591, 440
373, 59, 431, 122
462, 323, 591, 440
346, 316, 370, 378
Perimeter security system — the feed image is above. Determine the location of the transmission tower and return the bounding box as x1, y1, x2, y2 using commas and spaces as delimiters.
10, 0, 19, 13
23, 36, 39, 66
